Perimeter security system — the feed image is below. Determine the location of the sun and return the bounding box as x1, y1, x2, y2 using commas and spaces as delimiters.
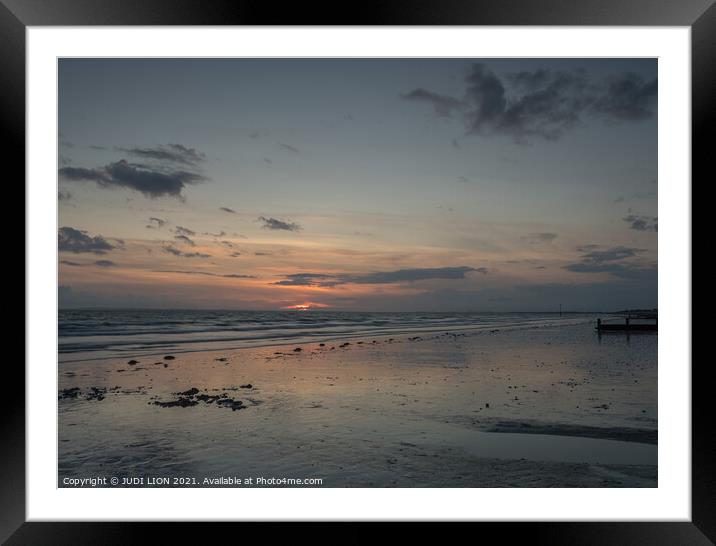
282, 302, 329, 311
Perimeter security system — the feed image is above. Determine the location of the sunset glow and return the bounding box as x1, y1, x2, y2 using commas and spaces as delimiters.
58, 58, 657, 311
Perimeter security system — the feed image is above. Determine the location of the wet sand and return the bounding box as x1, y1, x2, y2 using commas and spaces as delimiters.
58, 322, 657, 487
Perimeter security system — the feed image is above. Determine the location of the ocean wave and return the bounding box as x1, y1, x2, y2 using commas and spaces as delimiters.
58, 310, 596, 362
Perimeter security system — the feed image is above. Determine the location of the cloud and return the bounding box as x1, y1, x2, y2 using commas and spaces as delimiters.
623, 214, 658, 232
58, 227, 116, 254
400, 88, 464, 117
59, 159, 208, 199
173, 226, 196, 237
154, 269, 255, 279
272, 266, 480, 287
258, 216, 301, 232
578, 246, 642, 264
563, 245, 655, 280
162, 245, 210, 258
401, 63, 657, 142
60, 260, 82, 266
272, 273, 340, 287
280, 143, 300, 153
95, 260, 116, 267
174, 235, 195, 246
352, 266, 478, 284
219, 207, 236, 214
58, 190, 72, 201
592, 73, 658, 121
145, 217, 168, 230
118, 143, 206, 166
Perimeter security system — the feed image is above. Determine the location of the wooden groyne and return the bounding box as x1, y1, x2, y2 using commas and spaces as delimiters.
597, 316, 657, 333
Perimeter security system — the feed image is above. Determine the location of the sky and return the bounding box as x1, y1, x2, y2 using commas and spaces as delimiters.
58, 58, 657, 311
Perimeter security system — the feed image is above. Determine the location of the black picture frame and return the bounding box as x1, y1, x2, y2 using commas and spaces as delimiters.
5, 0, 709, 543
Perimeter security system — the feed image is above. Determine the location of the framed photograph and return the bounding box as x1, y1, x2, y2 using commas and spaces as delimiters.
8, 0, 710, 542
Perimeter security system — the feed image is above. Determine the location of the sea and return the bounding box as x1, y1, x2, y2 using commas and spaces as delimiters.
58, 309, 599, 363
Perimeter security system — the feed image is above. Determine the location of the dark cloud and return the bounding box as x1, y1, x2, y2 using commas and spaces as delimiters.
352, 266, 478, 284
60, 260, 82, 266
146, 217, 166, 229
579, 246, 643, 264
623, 214, 658, 232
219, 207, 236, 214
592, 73, 658, 121
59, 159, 208, 199
400, 88, 464, 117
174, 235, 196, 246
280, 143, 300, 153
118, 143, 206, 166
272, 266, 480, 287
258, 216, 301, 232
162, 245, 210, 258
95, 260, 115, 267
173, 226, 196, 237
58, 226, 116, 254
154, 269, 254, 279
273, 273, 340, 287
563, 245, 654, 280
402, 63, 657, 142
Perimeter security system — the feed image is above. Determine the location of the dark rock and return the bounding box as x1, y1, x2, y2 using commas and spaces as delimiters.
127, 360, 139, 365
85, 386, 107, 401
216, 398, 245, 411
319, 343, 325, 347
163, 363, 168, 368
176, 387, 199, 396
215, 357, 227, 362
164, 355, 175, 360
58, 387, 80, 400
196, 394, 221, 403
239, 384, 253, 389
153, 397, 197, 408
293, 347, 302, 352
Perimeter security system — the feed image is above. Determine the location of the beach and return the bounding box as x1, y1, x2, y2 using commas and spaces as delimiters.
58, 319, 657, 488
